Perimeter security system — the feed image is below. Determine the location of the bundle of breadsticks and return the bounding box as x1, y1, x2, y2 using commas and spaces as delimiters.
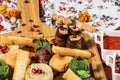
52, 13, 72, 25
0, 36, 38, 47
52, 45, 91, 58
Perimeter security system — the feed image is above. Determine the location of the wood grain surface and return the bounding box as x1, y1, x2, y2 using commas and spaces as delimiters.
0, 0, 107, 80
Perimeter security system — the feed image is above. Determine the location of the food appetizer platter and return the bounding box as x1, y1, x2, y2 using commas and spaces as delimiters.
0, 0, 107, 80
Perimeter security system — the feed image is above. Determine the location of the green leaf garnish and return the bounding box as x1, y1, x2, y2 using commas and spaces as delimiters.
43, 42, 50, 48
34, 45, 42, 50
33, 34, 50, 50
76, 70, 90, 78
40, 34, 44, 39
32, 38, 39, 43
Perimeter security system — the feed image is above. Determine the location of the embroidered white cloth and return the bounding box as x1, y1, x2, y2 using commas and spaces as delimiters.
0, 0, 20, 34
40, 0, 120, 33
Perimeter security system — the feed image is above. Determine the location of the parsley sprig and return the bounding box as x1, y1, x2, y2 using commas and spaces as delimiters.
33, 34, 50, 50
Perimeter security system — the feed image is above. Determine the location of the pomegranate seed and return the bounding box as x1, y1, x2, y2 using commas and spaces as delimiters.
24, 0, 30, 3
0, 25, 4, 31
32, 68, 37, 74
29, 19, 34, 22
0, 45, 3, 49
2, 46, 8, 50
1, 46, 8, 53
1, 49, 7, 53
38, 32, 42, 34
60, 26, 64, 30
21, 23, 26, 26
72, 35, 77, 38
33, 25, 39, 28
73, 25, 77, 29
37, 69, 43, 74
36, 29, 40, 32
29, 27, 34, 31
17, 31, 22, 33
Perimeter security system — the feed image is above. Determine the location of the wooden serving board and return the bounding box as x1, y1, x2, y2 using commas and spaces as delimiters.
0, 0, 107, 80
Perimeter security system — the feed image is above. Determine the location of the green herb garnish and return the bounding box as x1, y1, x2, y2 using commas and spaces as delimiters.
34, 45, 42, 50
76, 70, 90, 78
43, 42, 50, 48
39, 34, 44, 39
33, 34, 50, 50
33, 38, 39, 43
69, 57, 91, 79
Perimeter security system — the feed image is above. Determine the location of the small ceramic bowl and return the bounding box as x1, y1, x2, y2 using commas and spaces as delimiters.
94, 31, 120, 62
106, 51, 120, 80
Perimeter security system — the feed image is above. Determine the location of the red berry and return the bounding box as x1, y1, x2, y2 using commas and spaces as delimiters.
32, 68, 38, 74
1, 46, 8, 53
60, 26, 64, 30
29, 19, 34, 22
37, 69, 43, 74
72, 35, 77, 38
1, 49, 7, 53
73, 25, 77, 29
0, 45, 3, 49
2, 46, 8, 50
21, 23, 26, 26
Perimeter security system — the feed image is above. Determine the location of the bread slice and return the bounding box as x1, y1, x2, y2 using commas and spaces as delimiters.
12, 50, 30, 80
63, 69, 82, 80
49, 54, 73, 72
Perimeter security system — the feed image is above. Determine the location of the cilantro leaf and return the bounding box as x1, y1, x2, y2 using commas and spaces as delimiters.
39, 34, 44, 39
34, 45, 42, 50
33, 38, 39, 43
76, 70, 90, 78
43, 42, 50, 48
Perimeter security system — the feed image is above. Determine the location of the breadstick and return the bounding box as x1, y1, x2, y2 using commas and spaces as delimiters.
12, 50, 30, 80
0, 36, 38, 47
52, 13, 72, 25
81, 23, 96, 32
52, 45, 91, 58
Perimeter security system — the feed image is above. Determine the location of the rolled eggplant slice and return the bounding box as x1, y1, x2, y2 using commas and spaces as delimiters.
54, 35, 67, 47
68, 25, 81, 35
56, 26, 69, 38
66, 35, 82, 49
54, 26, 69, 47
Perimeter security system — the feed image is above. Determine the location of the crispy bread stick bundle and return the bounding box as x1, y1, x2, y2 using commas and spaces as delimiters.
0, 36, 38, 47
52, 13, 72, 25
52, 45, 91, 58
12, 50, 30, 80
81, 23, 96, 33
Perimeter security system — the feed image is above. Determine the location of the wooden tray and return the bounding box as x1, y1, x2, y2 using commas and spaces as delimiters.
0, 0, 107, 80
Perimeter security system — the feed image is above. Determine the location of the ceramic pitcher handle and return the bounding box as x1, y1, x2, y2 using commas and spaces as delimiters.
106, 55, 114, 67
